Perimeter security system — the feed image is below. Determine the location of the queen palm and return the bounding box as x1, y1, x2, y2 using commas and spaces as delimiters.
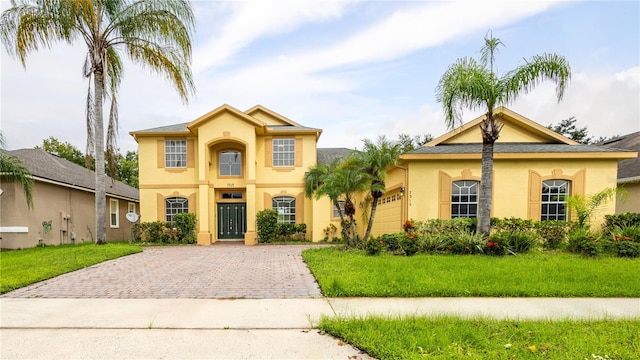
1, 0, 195, 244
354, 136, 403, 242
436, 33, 570, 236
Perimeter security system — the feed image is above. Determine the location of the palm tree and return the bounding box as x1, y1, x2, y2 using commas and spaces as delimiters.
436, 32, 571, 236
0, 132, 34, 209
1, 0, 195, 244
304, 158, 369, 247
354, 136, 403, 242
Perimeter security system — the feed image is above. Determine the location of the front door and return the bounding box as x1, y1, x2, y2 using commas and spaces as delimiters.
218, 203, 246, 239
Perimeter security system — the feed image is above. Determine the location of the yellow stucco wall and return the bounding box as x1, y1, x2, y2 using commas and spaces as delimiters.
405, 158, 620, 228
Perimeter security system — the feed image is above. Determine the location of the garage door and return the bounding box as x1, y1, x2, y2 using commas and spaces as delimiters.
370, 189, 402, 237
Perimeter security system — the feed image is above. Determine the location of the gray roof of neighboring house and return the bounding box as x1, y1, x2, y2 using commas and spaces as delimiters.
597, 131, 640, 180
317, 148, 354, 165
3, 149, 139, 201
409, 143, 633, 154
267, 125, 320, 131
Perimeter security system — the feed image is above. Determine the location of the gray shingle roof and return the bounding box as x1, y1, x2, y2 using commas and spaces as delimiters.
3, 149, 139, 201
317, 148, 354, 165
409, 143, 634, 154
267, 125, 321, 131
597, 131, 640, 180
133, 122, 189, 133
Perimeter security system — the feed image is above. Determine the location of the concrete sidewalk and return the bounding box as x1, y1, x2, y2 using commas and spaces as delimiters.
2, 297, 639, 359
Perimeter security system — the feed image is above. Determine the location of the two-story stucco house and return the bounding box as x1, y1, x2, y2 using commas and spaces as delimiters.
130, 104, 323, 245
131, 105, 637, 244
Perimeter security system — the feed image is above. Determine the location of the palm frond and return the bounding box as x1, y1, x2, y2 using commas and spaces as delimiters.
436, 57, 494, 128
0, 153, 34, 209
501, 53, 571, 104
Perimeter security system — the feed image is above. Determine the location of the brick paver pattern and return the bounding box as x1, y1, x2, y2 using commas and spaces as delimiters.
3, 244, 324, 299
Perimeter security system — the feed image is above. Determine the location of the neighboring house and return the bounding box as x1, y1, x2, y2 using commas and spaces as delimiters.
132, 105, 637, 244
372, 107, 637, 236
598, 131, 640, 213
0, 149, 139, 249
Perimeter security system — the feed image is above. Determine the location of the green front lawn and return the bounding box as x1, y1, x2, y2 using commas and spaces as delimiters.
302, 247, 640, 297
320, 316, 640, 360
0, 242, 142, 294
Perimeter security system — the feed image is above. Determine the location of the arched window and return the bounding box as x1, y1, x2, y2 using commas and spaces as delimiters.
272, 196, 296, 224
166, 197, 188, 222
219, 151, 241, 176
541, 180, 570, 221
451, 180, 478, 218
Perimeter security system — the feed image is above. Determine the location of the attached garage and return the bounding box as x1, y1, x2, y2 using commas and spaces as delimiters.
370, 188, 404, 237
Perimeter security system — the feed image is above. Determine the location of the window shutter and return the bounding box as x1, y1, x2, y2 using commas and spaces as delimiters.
265, 139, 273, 167
528, 170, 542, 220
295, 138, 303, 167
438, 171, 452, 219
157, 140, 165, 168
187, 140, 195, 168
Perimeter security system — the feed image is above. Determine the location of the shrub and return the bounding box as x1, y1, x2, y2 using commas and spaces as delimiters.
491, 217, 536, 233
610, 225, 640, 258
256, 209, 278, 243
399, 233, 419, 256
567, 227, 602, 257
536, 220, 570, 249
380, 233, 404, 254
365, 236, 385, 255
445, 230, 484, 255
417, 233, 450, 253
174, 213, 197, 244
603, 213, 640, 234
322, 224, 337, 241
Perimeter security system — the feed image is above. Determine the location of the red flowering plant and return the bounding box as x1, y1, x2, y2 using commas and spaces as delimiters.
403, 219, 416, 233
610, 225, 640, 258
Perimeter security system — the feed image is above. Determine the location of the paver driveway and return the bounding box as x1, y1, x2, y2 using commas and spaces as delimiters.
3, 244, 324, 299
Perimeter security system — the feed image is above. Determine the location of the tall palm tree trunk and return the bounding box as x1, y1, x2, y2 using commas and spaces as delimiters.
94, 69, 107, 245
478, 141, 494, 236
362, 196, 379, 242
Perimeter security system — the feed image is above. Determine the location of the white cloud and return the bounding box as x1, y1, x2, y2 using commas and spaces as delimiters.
192, 1, 350, 72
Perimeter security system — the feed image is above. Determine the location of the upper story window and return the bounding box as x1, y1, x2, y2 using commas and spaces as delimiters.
165, 140, 186, 168
272, 138, 295, 167
451, 180, 478, 218
219, 151, 242, 176
541, 180, 570, 221
272, 196, 296, 224
165, 197, 188, 222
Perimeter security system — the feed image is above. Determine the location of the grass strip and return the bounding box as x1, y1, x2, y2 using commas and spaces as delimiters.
0, 242, 142, 294
320, 315, 640, 360
303, 247, 640, 297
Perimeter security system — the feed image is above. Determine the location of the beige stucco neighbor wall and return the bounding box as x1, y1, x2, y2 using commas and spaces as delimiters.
617, 182, 640, 214
0, 180, 137, 249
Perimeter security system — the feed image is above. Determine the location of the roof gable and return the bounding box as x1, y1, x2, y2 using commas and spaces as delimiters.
245, 105, 303, 127
187, 104, 265, 131
427, 107, 578, 146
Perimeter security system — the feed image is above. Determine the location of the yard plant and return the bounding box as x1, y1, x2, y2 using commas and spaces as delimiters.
0, 242, 141, 294
302, 247, 640, 297
320, 316, 640, 360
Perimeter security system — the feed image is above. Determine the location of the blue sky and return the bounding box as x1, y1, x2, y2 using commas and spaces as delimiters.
1, 1, 638, 154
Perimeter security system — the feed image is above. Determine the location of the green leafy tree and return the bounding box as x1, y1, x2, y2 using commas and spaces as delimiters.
353, 136, 403, 242
36, 137, 86, 167
0, 132, 34, 209
547, 117, 591, 144
436, 31, 571, 236
114, 150, 138, 188
1, 0, 195, 244
397, 133, 433, 153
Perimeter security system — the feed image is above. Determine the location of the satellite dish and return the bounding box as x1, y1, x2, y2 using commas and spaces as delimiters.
126, 212, 140, 223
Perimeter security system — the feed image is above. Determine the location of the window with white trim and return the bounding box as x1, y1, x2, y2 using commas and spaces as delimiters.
272, 138, 295, 167
451, 180, 478, 218
219, 151, 241, 176
165, 197, 188, 222
165, 140, 187, 168
128, 202, 136, 214
333, 201, 346, 218
541, 180, 570, 221
272, 196, 296, 223
110, 199, 119, 228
